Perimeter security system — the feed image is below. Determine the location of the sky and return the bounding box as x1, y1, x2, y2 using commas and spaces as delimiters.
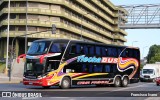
111, 0, 160, 59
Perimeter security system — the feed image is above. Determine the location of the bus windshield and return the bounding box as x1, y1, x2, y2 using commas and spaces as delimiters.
143, 69, 154, 74
27, 41, 51, 55
24, 60, 45, 77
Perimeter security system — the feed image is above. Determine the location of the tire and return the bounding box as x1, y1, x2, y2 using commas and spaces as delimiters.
60, 77, 71, 89
121, 77, 129, 87
157, 83, 159, 86
140, 79, 143, 82
152, 79, 155, 82
42, 86, 51, 89
114, 77, 121, 87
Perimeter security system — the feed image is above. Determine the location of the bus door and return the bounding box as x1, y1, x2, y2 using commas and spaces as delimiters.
44, 42, 67, 74
45, 60, 60, 73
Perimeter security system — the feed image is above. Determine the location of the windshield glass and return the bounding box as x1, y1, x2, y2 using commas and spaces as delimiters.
25, 61, 44, 77
143, 69, 154, 74
27, 41, 51, 55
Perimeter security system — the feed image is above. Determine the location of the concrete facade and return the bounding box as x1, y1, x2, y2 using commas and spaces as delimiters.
0, 0, 127, 58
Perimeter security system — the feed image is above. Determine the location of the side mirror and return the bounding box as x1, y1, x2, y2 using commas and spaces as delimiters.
17, 54, 26, 63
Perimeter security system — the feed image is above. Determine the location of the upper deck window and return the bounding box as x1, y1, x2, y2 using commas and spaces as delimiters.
27, 41, 51, 55
49, 43, 67, 53
50, 43, 61, 53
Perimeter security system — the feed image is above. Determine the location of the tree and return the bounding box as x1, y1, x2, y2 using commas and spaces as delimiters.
147, 45, 160, 63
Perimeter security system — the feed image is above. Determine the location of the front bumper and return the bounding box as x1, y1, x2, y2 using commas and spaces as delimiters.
23, 78, 45, 86
140, 78, 154, 82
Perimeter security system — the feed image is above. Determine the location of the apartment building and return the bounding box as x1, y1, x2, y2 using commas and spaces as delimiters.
0, 0, 127, 58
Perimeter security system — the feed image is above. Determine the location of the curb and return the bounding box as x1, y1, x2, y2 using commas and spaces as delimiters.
0, 81, 23, 84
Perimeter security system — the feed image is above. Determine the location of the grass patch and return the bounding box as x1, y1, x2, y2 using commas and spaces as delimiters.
0, 62, 6, 73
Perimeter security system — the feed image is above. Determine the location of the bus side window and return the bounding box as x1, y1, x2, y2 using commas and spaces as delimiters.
121, 49, 129, 58
50, 43, 61, 53
96, 46, 101, 56
63, 64, 82, 73
76, 45, 81, 54
84, 46, 88, 54
118, 48, 123, 57
112, 64, 117, 73
104, 65, 111, 73
76, 44, 84, 54
70, 45, 76, 54
61, 44, 67, 52
128, 49, 133, 58
102, 47, 107, 56
88, 65, 93, 73
93, 65, 103, 73
88, 46, 94, 55
82, 64, 88, 72
133, 49, 140, 59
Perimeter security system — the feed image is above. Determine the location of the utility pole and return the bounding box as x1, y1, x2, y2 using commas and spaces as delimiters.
25, 0, 28, 54
5, 0, 11, 76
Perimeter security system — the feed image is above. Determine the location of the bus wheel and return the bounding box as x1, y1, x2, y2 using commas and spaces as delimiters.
121, 77, 129, 87
114, 77, 121, 87
61, 77, 71, 89
42, 86, 51, 89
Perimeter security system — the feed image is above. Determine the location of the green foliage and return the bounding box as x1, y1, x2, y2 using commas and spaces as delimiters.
0, 62, 5, 73
147, 45, 160, 63
140, 63, 143, 70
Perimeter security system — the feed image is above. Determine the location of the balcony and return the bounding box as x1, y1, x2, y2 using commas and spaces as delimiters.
91, 0, 116, 17
114, 35, 127, 42
0, 0, 116, 34
76, 0, 114, 25
0, 20, 111, 44
114, 28, 128, 36
102, 0, 117, 10
0, 7, 113, 38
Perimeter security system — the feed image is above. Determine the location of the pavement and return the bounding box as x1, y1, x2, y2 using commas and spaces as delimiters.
0, 82, 159, 100
0, 73, 22, 84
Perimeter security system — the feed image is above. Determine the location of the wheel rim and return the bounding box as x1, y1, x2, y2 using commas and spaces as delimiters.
116, 78, 120, 86
63, 80, 69, 87
123, 78, 128, 86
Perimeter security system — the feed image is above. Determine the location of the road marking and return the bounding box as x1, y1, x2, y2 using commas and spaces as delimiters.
98, 83, 154, 95
113, 83, 154, 91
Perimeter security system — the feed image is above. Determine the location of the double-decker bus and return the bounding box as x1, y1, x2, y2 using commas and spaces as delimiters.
18, 39, 140, 89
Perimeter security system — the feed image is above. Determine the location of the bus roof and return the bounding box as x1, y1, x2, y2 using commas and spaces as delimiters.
33, 39, 139, 50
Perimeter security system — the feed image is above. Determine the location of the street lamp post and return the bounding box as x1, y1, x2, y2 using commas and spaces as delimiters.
5, 0, 11, 76
132, 41, 138, 46
80, 13, 89, 40
25, 0, 28, 54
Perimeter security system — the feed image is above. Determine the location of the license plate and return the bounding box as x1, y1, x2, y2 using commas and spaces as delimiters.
145, 78, 149, 79
29, 82, 33, 85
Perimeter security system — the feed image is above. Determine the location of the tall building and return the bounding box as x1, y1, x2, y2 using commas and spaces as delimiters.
0, 0, 127, 58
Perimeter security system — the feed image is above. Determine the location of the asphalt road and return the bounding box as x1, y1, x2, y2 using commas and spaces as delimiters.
0, 82, 160, 100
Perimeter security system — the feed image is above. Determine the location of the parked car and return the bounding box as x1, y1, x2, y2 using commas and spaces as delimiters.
156, 77, 160, 86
